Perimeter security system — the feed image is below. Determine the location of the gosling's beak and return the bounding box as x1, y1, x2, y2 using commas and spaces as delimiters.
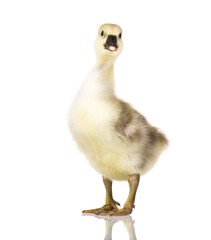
104, 35, 118, 52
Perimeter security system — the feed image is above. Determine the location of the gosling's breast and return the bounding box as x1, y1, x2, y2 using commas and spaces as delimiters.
69, 96, 120, 150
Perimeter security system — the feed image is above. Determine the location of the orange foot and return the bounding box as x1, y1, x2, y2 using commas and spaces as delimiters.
82, 202, 120, 215
96, 207, 132, 216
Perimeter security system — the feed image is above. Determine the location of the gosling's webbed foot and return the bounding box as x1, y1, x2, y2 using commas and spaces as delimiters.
109, 207, 132, 216
96, 207, 132, 216
82, 202, 120, 215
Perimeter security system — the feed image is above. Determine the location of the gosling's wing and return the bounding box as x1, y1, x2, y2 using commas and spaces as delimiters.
113, 100, 148, 143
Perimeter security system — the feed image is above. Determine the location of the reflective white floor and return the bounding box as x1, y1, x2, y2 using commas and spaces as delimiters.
83, 215, 137, 240
74, 208, 211, 240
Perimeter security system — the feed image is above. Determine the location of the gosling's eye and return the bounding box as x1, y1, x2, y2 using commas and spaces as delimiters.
119, 33, 122, 39
101, 31, 104, 37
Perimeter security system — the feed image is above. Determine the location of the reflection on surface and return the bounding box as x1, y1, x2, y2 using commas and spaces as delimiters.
85, 214, 137, 240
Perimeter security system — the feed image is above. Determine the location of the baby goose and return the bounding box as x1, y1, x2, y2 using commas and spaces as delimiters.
69, 23, 168, 216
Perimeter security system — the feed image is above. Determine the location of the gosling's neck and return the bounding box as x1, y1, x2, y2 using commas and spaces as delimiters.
78, 55, 117, 102
93, 56, 116, 97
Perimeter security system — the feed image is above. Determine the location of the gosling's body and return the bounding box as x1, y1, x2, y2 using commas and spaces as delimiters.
69, 24, 168, 216
69, 67, 167, 180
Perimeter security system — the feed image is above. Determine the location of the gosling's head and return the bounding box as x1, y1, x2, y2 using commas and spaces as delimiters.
95, 23, 123, 63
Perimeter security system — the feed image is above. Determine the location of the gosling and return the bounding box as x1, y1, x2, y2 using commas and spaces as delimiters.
69, 23, 168, 216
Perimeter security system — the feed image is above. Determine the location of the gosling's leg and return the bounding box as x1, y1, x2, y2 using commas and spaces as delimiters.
82, 176, 120, 214
97, 174, 140, 216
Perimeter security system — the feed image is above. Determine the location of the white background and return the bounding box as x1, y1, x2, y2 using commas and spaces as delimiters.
0, 0, 211, 239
